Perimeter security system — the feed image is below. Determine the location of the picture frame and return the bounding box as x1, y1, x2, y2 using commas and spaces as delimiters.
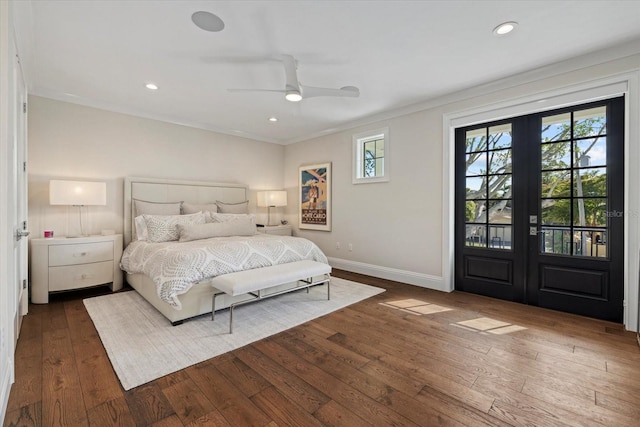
299, 162, 331, 231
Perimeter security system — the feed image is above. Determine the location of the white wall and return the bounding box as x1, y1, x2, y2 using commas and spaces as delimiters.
27, 96, 285, 239
285, 110, 446, 288
284, 51, 640, 331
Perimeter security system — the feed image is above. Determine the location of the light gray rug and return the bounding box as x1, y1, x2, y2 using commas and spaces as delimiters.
84, 277, 384, 390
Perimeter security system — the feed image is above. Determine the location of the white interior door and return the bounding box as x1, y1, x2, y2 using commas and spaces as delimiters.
14, 52, 28, 338
8, 46, 29, 344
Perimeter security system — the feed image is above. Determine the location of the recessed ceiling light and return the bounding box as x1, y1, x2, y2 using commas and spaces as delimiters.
268, 117, 278, 122
493, 21, 518, 36
192, 11, 225, 32
145, 83, 158, 90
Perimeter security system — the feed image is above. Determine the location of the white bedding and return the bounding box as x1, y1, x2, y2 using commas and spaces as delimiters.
120, 234, 328, 309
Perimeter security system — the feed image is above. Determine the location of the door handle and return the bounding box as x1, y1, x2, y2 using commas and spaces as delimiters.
529, 227, 546, 236
15, 229, 30, 241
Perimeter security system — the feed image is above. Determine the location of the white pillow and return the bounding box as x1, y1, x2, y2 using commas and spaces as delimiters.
207, 212, 256, 225
182, 202, 218, 215
143, 212, 206, 243
133, 199, 182, 216
216, 200, 249, 214
178, 218, 256, 242
134, 215, 149, 241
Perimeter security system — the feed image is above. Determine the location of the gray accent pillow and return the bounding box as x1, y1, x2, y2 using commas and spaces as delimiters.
143, 213, 206, 243
178, 217, 256, 242
182, 202, 218, 214
133, 199, 182, 217
216, 200, 249, 214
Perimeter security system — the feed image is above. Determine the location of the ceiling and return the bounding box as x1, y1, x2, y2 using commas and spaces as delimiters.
12, 0, 640, 145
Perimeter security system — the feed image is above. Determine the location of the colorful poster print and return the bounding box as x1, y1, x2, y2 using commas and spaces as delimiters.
299, 162, 331, 231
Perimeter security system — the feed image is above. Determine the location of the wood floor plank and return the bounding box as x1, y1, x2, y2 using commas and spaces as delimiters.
414, 385, 512, 427
595, 390, 640, 419
41, 328, 89, 426
251, 386, 325, 427
2, 402, 42, 427
183, 409, 233, 427
313, 399, 372, 427
285, 326, 371, 369
123, 383, 176, 426
185, 360, 272, 427
214, 356, 271, 399
489, 346, 640, 405
473, 376, 608, 427
5, 335, 41, 413
64, 299, 123, 410
233, 344, 331, 414
521, 378, 636, 427
161, 377, 217, 425
85, 396, 136, 427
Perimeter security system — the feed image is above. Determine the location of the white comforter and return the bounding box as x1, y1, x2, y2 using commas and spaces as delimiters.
120, 234, 328, 309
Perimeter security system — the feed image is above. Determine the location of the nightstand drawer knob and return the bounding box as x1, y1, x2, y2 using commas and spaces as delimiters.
77, 273, 93, 280
74, 252, 88, 257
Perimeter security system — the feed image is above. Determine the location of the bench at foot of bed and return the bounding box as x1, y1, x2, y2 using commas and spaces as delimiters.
210, 260, 332, 333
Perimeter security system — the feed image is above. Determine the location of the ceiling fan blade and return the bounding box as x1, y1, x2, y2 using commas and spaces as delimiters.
300, 85, 360, 98
227, 88, 286, 93
282, 54, 301, 92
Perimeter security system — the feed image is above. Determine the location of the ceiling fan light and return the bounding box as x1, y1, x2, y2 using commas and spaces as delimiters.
285, 90, 302, 102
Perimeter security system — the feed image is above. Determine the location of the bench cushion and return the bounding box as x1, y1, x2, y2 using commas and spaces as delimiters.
210, 260, 331, 296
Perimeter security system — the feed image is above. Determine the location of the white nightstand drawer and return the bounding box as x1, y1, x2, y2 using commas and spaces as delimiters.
49, 261, 114, 291
49, 241, 114, 267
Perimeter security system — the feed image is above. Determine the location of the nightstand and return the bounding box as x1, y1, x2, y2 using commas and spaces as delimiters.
30, 234, 123, 303
257, 225, 293, 236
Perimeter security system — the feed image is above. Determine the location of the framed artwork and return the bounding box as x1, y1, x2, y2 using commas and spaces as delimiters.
299, 162, 331, 231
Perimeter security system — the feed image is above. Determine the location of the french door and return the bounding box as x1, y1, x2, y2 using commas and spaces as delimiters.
455, 97, 624, 322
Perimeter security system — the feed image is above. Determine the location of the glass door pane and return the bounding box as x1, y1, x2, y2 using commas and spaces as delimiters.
540, 106, 608, 258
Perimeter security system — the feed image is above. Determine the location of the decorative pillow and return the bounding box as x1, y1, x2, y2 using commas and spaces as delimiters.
182, 202, 218, 215
143, 213, 206, 243
207, 212, 256, 226
216, 200, 249, 214
178, 218, 256, 242
133, 199, 182, 217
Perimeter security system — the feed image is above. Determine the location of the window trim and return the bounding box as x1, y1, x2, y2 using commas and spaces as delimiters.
352, 127, 390, 184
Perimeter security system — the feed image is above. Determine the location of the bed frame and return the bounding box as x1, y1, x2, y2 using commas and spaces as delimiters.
123, 176, 267, 325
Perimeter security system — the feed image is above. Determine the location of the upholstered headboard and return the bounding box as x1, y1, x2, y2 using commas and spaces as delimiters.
123, 176, 248, 246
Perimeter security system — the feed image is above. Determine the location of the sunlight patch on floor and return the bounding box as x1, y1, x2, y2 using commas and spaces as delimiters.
451, 316, 527, 335
380, 299, 453, 315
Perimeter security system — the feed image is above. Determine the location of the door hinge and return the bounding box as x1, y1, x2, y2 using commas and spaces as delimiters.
22, 221, 27, 230
22, 279, 27, 289
23, 161, 26, 172
23, 102, 27, 114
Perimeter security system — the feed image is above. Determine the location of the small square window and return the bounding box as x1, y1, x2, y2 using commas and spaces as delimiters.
353, 127, 389, 184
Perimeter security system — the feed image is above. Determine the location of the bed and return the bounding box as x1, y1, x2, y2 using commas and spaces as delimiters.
121, 176, 329, 325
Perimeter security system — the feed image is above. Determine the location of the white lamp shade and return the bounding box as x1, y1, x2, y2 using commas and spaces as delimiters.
257, 190, 287, 207
50, 180, 107, 206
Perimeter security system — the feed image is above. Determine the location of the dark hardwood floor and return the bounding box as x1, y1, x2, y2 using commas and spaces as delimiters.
4, 270, 640, 426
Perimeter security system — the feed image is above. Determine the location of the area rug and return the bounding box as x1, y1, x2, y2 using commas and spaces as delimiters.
84, 277, 384, 390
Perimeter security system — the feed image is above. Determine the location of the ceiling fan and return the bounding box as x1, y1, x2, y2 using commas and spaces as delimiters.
228, 55, 360, 102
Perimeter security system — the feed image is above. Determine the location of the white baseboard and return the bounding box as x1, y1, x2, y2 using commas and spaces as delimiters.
0, 358, 13, 424
327, 257, 448, 292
